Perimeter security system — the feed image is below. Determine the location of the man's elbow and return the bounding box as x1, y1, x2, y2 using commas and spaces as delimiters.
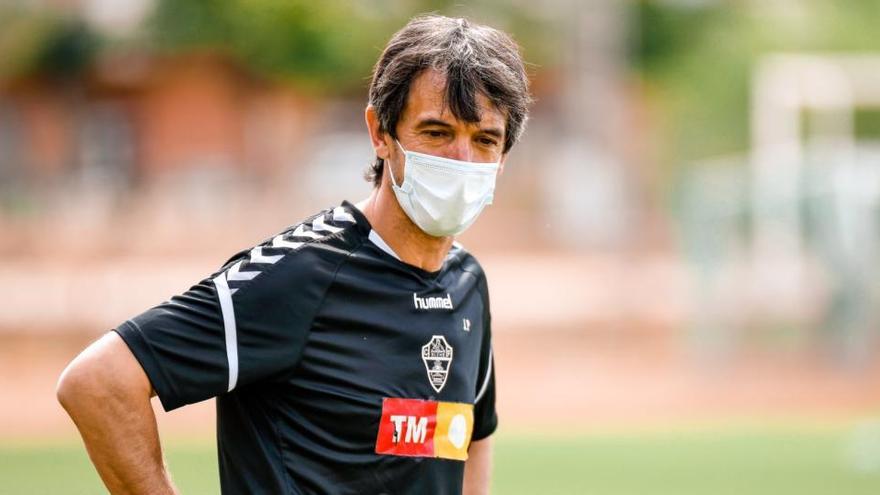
57, 349, 106, 415
56, 332, 149, 415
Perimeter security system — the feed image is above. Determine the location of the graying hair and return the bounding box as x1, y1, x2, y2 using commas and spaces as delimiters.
366, 15, 532, 186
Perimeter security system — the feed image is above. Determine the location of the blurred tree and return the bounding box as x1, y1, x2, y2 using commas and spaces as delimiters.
0, 1, 555, 95
147, 0, 556, 94
0, 7, 99, 80
148, 0, 406, 93
632, 0, 880, 174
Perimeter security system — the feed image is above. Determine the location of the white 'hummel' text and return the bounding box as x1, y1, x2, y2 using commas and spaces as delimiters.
413, 293, 454, 310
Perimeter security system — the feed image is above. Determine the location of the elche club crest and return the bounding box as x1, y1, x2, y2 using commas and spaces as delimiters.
421, 335, 453, 393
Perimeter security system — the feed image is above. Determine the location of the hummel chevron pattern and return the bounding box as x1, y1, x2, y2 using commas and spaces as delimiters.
212, 206, 356, 392
223, 206, 355, 294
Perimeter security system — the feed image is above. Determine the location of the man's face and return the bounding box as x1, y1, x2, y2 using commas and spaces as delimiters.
388, 69, 508, 175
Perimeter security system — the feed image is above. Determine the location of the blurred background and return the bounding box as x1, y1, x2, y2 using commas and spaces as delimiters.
2, 0, 880, 493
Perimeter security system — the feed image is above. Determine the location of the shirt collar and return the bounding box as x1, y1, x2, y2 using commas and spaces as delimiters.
367, 229, 401, 261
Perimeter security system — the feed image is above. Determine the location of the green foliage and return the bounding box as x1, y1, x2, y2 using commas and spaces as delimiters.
0, 1, 554, 95
633, 0, 880, 172
146, 0, 556, 94
0, 8, 99, 80
224, 1, 396, 92
854, 109, 880, 140
147, 0, 405, 93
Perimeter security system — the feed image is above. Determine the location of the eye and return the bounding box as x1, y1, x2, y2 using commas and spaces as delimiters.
424, 129, 448, 138
478, 137, 499, 147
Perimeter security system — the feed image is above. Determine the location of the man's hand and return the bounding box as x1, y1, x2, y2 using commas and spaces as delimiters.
463, 436, 493, 495
57, 332, 178, 495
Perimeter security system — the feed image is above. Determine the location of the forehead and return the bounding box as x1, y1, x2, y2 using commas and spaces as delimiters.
400, 69, 506, 130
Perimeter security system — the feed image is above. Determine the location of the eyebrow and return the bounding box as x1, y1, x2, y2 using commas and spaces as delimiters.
415, 118, 504, 139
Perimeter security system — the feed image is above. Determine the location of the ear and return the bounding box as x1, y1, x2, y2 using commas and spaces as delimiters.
365, 105, 391, 161
498, 153, 508, 176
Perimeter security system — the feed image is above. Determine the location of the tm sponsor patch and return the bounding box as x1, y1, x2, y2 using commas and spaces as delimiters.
375, 398, 474, 461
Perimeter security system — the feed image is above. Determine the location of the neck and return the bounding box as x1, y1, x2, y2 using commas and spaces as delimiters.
357, 181, 453, 273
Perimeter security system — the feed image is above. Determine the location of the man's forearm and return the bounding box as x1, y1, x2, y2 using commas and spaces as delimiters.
57, 332, 177, 495
463, 436, 493, 495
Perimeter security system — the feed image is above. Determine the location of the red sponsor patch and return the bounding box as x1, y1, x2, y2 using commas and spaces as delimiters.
375, 398, 438, 457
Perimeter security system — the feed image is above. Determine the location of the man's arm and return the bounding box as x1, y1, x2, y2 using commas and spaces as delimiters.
463, 436, 493, 495
56, 332, 178, 495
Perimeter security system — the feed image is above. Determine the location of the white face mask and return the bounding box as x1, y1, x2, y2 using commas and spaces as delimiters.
388, 140, 499, 237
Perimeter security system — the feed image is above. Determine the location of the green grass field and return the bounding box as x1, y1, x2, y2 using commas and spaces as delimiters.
2, 423, 879, 494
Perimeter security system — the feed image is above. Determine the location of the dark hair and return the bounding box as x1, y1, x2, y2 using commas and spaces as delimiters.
366, 15, 532, 186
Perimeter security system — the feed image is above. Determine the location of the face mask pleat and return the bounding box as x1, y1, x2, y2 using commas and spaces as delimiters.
390, 140, 499, 237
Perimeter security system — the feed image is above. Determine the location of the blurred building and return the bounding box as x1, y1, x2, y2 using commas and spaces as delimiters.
0, 50, 311, 189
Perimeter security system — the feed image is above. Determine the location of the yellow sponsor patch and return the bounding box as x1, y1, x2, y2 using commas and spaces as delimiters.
434, 401, 474, 461
375, 398, 474, 461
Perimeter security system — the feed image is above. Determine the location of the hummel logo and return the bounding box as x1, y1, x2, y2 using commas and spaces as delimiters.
413, 293, 454, 310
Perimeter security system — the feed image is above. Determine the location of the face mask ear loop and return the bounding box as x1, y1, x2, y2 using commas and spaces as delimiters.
387, 139, 406, 190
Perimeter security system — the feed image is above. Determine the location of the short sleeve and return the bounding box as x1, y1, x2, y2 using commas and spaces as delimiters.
471, 276, 497, 441
115, 242, 340, 412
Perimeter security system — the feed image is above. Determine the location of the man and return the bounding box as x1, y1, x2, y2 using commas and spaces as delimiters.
57, 14, 531, 495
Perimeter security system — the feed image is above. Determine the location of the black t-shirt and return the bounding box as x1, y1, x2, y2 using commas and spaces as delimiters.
115, 201, 497, 495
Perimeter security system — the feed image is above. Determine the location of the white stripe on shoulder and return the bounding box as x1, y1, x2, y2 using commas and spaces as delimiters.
292, 224, 322, 240
239, 208, 355, 283
474, 349, 493, 404
333, 206, 356, 223
212, 205, 358, 392
272, 235, 303, 250
212, 272, 239, 392
249, 246, 283, 264
312, 215, 342, 234
226, 260, 259, 282
368, 229, 401, 260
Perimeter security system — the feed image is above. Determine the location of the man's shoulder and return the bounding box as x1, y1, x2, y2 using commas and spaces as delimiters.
448, 241, 487, 284
215, 204, 364, 299
447, 243, 492, 316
